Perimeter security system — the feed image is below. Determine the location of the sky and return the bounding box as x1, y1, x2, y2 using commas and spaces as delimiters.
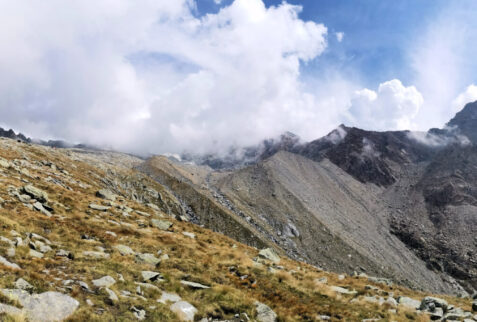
1, 0, 477, 155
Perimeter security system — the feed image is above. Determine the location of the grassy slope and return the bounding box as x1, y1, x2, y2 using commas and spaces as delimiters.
0, 138, 471, 321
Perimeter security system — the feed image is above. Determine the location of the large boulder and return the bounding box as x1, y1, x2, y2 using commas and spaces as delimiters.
0, 289, 79, 322
22, 185, 49, 203
114, 244, 135, 256
151, 219, 173, 231
141, 271, 161, 282
135, 253, 161, 266
170, 301, 197, 321
255, 302, 277, 322
92, 276, 116, 288
258, 248, 280, 264
420, 296, 448, 311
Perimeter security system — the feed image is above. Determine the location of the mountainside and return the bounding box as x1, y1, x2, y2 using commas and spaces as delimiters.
2, 137, 475, 321
162, 101, 477, 299
3, 102, 477, 320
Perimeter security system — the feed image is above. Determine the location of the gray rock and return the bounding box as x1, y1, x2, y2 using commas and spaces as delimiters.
170, 301, 197, 321
33, 202, 52, 217
105, 231, 117, 238
368, 276, 393, 286
0, 236, 14, 246
0, 303, 22, 316
0, 157, 11, 168
136, 210, 151, 217
15, 278, 33, 290
255, 302, 277, 322
180, 280, 210, 289
83, 251, 110, 259
0, 289, 79, 322
445, 307, 472, 320
39, 244, 52, 253
6, 248, 15, 258
158, 291, 181, 304
397, 296, 421, 310
131, 306, 146, 320
56, 249, 73, 259
385, 297, 397, 307
134, 282, 160, 291
420, 296, 448, 311
182, 232, 195, 239
473, 300, 477, 312
78, 281, 90, 291
30, 233, 51, 245
258, 248, 280, 264
104, 288, 118, 304
0, 255, 20, 269
29, 249, 44, 258
18, 194, 31, 203
89, 204, 110, 211
114, 244, 135, 256
96, 189, 116, 201
141, 271, 161, 282
151, 219, 173, 231
430, 307, 443, 320
135, 253, 161, 266
92, 276, 116, 288
330, 286, 357, 295
22, 185, 49, 203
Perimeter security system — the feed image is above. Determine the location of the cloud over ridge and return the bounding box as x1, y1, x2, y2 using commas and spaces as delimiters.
0, 0, 331, 154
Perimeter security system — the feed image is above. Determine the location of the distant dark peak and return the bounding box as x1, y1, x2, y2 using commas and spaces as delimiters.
0, 127, 31, 142
447, 100, 477, 143
44, 140, 74, 149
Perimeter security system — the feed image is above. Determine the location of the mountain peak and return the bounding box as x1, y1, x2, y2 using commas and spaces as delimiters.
447, 100, 477, 143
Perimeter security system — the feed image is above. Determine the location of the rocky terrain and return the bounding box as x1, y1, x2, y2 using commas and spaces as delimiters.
149, 101, 477, 300
1, 132, 477, 321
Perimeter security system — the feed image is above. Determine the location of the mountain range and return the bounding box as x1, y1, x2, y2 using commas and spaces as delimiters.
1, 102, 477, 320
139, 101, 477, 296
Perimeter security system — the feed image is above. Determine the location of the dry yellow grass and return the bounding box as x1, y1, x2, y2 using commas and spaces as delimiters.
0, 138, 472, 321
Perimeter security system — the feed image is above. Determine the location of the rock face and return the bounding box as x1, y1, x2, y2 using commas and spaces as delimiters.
137, 100, 477, 295
0, 289, 79, 322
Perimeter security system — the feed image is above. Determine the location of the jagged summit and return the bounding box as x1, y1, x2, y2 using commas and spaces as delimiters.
447, 100, 477, 143
0, 127, 30, 142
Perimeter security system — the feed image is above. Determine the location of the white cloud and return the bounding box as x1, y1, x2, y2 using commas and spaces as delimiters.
335, 32, 344, 42
409, 1, 477, 129
0, 0, 333, 154
346, 79, 424, 131
214, 0, 223, 4
452, 84, 477, 112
